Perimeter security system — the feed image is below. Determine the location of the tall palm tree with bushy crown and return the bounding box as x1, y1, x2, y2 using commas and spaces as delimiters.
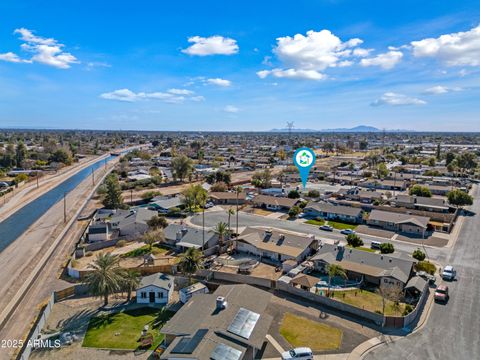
179, 247, 203, 282
85, 253, 125, 306
213, 221, 230, 254
327, 264, 347, 296
121, 270, 141, 302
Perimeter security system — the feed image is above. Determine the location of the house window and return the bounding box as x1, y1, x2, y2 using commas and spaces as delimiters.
158, 292, 163, 298
141, 292, 147, 298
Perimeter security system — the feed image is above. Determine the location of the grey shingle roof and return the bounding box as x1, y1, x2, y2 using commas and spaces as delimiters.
312, 243, 414, 284
305, 202, 362, 217
138, 273, 173, 290
368, 209, 430, 228
161, 284, 273, 359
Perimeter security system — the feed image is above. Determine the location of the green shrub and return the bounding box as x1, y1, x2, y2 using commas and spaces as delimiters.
346, 234, 363, 247
403, 304, 414, 316
415, 261, 436, 275
380, 243, 394, 254
412, 248, 426, 261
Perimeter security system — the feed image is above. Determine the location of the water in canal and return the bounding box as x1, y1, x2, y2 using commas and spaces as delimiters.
0, 156, 115, 253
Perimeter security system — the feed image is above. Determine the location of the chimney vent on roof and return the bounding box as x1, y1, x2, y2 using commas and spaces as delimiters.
216, 296, 227, 310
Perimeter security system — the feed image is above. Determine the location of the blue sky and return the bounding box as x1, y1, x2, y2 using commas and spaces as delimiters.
1, 0, 480, 131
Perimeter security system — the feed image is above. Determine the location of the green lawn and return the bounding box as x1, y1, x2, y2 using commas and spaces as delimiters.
346, 245, 376, 253
121, 244, 169, 258
305, 219, 325, 226
330, 289, 406, 316
83, 307, 174, 350
328, 221, 358, 230
280, 313, 342, 351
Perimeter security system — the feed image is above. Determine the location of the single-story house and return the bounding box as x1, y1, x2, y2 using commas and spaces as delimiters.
392, 195, 450, 213
336, 188, 383, 204
426, 184, 451, 196
312, 243, 414, 288
367, 209, 430, 235
251, 194, 300, 211
160, 284, 273, 360
236, 227, 318, 264
179, 282, 209, 304
109, 208, 157, 237
148, 196, 183, 214
359, 179, 407, 191
303, 202, 363, 224
209, 191, 246, 205
136, 273, 173, 305
164, 224, 219, 251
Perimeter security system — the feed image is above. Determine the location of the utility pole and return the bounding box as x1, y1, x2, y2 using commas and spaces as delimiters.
63, 192, 67, 223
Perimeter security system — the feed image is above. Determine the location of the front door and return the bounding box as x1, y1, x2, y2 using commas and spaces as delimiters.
149, 292, 155, 303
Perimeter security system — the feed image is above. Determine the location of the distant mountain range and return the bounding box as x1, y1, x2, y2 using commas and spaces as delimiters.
270, 125, 412, 133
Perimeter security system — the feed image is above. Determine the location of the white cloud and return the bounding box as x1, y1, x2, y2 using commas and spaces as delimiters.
224, 105, 239, 113
258, 29, 368, 80
360, 50, 403, 69
206, 78, 231, 87
423, 85, 463, 95
0, 52, 28, 63
100, 88, 203, 103
371, 92, 426, 106
411, 25, 480, 66
182, 35, 239, 56
257, 68, 325, 80
168, 88, 194, 95
14, 28, 56, 45
3, 28, 79, 69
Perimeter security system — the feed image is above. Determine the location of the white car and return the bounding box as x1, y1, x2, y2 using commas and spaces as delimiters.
281, 347, 313, 360
442, 265, 456, 281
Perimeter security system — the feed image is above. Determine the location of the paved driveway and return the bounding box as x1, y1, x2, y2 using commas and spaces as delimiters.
366, 185, 480, 360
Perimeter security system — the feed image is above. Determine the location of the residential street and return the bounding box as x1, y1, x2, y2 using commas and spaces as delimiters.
366, 185, 480, 360
189, 210, 448, 262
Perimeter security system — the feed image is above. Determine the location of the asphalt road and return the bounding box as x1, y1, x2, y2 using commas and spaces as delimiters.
366, 185, 480, 360
190, 210, 447, 261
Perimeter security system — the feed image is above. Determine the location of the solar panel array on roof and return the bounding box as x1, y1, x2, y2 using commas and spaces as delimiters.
171, 328, 208, 354
211, 343, 242, 360
227, 307, 260, 339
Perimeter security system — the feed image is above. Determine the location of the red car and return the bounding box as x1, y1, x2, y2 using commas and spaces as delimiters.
434, 285, 449, 303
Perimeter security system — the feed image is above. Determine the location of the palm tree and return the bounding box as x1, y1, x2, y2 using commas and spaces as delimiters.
121, 270, 141, 301
326, 264, 347, 296
235, 186, 242, 247
85, 253, 124, 306
195, 187, 208, 248
179, 247, 203, 282
213, 222, 230, 254
142, 229, 165, 252
227, 208, 235, 231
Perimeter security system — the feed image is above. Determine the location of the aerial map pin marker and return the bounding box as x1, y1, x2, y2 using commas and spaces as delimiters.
293, 147, 316, 189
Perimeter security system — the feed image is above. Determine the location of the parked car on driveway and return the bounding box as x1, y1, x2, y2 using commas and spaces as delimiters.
434, 285, 449, 303
320, 225, 333, 232
340, 229, 356, 235
282, 347, 313, 360
442, 265, 456, 281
